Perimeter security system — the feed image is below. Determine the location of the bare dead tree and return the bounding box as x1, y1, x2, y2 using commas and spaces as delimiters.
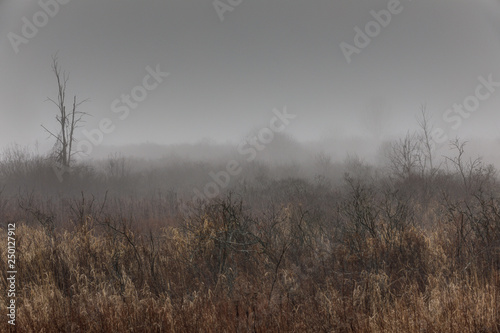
416, 104, 436, 176
387, 106, 441, 181
42, 55, 88, 167
445, 139, 495, 196
387, 131, 420, 180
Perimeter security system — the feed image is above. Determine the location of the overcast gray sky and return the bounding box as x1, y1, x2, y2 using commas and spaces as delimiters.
1, 0, 500, 157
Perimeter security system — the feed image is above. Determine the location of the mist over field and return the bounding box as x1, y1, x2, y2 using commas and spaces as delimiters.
1, 1, 500, 332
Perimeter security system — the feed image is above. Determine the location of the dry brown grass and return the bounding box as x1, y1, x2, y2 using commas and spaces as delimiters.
0, 197, 499, 333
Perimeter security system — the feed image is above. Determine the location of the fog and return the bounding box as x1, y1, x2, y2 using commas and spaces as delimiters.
1, 0, 500, 165
4, 2, 500, 329
2, 0, 500, 198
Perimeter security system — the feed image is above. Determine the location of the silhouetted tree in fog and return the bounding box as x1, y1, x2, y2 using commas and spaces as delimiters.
42, 55, 88, 167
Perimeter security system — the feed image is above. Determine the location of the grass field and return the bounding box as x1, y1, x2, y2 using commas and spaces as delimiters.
0, 144, 499, 332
